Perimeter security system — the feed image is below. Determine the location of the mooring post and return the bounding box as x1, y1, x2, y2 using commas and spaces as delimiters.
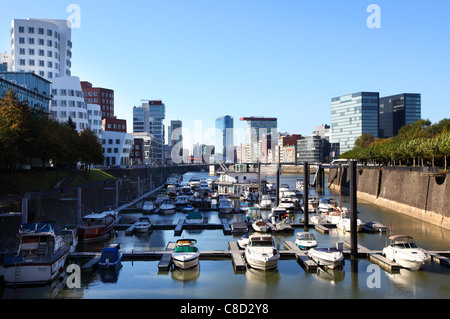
349, 160, 358, 258
276, 164, 280, 206
303, 162, 309, 229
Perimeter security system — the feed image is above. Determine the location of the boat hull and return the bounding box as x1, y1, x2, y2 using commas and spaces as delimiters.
3, 249, 69, 285
172, 253, 200, 269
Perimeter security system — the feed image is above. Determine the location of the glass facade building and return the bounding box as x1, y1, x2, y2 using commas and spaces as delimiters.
379, 93, 421, 138
215, 115, 234, 162
331, 92, 379, 154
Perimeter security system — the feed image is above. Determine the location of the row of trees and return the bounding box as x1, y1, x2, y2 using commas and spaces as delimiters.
0, 89, 104, 171
340, 119, 450, 169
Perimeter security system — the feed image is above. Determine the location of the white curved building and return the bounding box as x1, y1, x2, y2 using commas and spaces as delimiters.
10, 18, 72, 79
50, 76, 88, 132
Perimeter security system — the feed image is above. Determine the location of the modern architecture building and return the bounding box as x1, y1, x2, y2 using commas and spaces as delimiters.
50, 76, 88, 131
9, 19, 72, 79
215, 115, 234, 163
0, 71, 51, 111
331, 92, 379, 154
132, 100, 165, 163
87, 103, 102, 138
240, 117, 277, 163
101, 130, 134, 167
379, 93, 421, 138
81, 81, 114, 119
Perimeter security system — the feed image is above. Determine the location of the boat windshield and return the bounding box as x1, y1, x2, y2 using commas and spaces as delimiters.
297, 233, 315, 240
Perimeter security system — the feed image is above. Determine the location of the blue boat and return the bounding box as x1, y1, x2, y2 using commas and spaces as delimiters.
98, 245, 122, 270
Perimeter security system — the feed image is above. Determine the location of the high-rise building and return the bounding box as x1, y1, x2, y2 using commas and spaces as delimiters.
81, 81, 114, 119
240, 117, 277, 162
379, 93, 421, 138
168, 120, 182, 147
133, 100, 165, 163
331, 92, 379, 154
215, 115, 234, 163
9, 19, 72, 79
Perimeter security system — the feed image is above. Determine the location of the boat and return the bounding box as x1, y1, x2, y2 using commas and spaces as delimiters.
61, 224, 78, 253
382, 235, 430, 270
238, 234, 250, 249
158, 198, 176, 214
268, 207, 293, 232
3, 222, 71, 285
309, 214, 326, 225
189, 176, 201, 189
217, 195, 234, 214
252, 220, 269, 233
134, 217, 152, 233
364, 221, 387, 233
182, 205, 195, 213
296, 179, 304, 192
185, 210, 203, 224
172, 239, 200, 269
260, 194, 273, 209
244, 234, 280, 270
175, 195, 191, 209
99, 244, 122, 270
240, 201, 250, 213
318, 198, 336, 213
307, 242, 345, 269
295, 232, 318, 250
336, 211, 365, 232
142, 201, 155, 213
77, 210, 119, 242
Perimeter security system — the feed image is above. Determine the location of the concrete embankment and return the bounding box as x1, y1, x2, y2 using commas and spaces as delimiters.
329, 166, 450, 231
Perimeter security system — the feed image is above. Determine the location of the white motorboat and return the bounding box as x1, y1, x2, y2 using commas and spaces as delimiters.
61, 225, 78, 253
318, 198, 336, 213
295, 232, 318, 250
307, 242, 344, 269
3, 222, 71, 285
142, 201, 155, 213
244, 234, 280, 271
309, 214, 326, 225
296, 179, 304, 192
158, 198, 176, 214
268, 207, 293, 232
382, 235, 430, 270
217, 195, 234, 214
336, 211, 365, 232
189, 176, 201, 189
252, 220, 269, 233
172, 239, 200, 269
260, 194, 273, 209
134, 217, 152, 232
238, 234, 249, 249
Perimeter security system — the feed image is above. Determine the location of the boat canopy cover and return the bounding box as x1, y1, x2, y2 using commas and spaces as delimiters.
174, 245, 198, 253
100, 247, 121, 263
19, 222, 60, 235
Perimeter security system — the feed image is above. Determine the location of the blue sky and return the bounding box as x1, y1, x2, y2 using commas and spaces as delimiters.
1, 0, 449, 147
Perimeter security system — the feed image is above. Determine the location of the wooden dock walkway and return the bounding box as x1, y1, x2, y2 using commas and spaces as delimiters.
283, 241, 318, 272
228, 241, 246, 270
158, 242, 176, 271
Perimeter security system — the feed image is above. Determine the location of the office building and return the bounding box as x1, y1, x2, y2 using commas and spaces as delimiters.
240, 117, 277, 163
132, 100, 165, 163
379, 93, 421, 138
81, 81, 114, 119
9, 19, 72, 79
331, 92, 379, 154
0, 71, 51, 111
215, 115, 234, 162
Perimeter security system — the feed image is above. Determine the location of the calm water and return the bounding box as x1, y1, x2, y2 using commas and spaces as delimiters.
2, 171, 450, 299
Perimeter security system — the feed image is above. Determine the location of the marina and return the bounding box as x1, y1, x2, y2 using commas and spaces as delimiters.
1, 171, 450, 299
